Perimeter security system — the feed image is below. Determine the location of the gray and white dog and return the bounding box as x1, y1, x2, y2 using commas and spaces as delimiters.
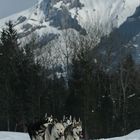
63, 116, 83, 140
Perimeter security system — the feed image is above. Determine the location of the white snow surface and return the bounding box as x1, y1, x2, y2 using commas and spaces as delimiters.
0, 130, 140, 140
100, 130, 140, 140
0, 132, 30, 140
77, 0, 140, 33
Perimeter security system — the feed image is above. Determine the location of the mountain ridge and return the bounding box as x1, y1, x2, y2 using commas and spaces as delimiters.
0, 0, 139, 42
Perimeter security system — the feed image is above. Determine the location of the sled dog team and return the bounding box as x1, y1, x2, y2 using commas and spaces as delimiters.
27, 114, 83, 140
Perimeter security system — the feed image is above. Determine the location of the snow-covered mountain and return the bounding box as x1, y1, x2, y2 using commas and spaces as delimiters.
0, 0, 139, 43
95, 5, 140, 65
118, 5, 140, 63
0, 0, 140, 66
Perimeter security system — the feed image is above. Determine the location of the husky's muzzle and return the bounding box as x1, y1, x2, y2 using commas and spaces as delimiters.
58, 132, 64, 138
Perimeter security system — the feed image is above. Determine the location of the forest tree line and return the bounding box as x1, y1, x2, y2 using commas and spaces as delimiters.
0, 22, 140, 139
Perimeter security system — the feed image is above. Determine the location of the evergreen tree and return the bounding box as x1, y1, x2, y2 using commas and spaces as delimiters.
0, 21, 21, 130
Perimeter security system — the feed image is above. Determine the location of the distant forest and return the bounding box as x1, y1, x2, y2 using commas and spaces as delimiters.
0, 21, 140, 139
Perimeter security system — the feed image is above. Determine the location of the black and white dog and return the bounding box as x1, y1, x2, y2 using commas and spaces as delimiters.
27, 114, 53, 140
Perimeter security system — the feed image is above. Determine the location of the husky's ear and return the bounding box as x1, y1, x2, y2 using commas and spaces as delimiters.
50, 115, 53, 121
63, 115, 65, 121
78, 118, 82, 124
69, 115, 72, 121
78, 118, 80, 122
60, 120, 63, 124
72, 117, 76, 126
78, 118, 82, 125
72, 122, 74, 127
45, 113, 47, 119
73, 117, 76, 123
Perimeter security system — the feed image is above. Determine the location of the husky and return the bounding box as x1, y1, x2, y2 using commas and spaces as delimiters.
62, 115, 72, 128
64, 118, 83, 140
27, 114, 54, 140
44, 122, 65, 140
27, 120, 46, 140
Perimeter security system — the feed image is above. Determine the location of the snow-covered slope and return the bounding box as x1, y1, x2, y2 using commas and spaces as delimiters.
95, 5, 140, 65
0, 132, 29, 140
0, 0, 139, 41
100, 130, 140, 140
0, 130, 140, 140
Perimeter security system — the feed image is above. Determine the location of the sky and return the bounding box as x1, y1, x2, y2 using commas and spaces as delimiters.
0, 0, 37, 19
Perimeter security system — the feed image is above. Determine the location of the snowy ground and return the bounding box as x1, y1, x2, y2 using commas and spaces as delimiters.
0, 130, 140, 140
0, 132, 30, 140
100, 130, 140, 140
